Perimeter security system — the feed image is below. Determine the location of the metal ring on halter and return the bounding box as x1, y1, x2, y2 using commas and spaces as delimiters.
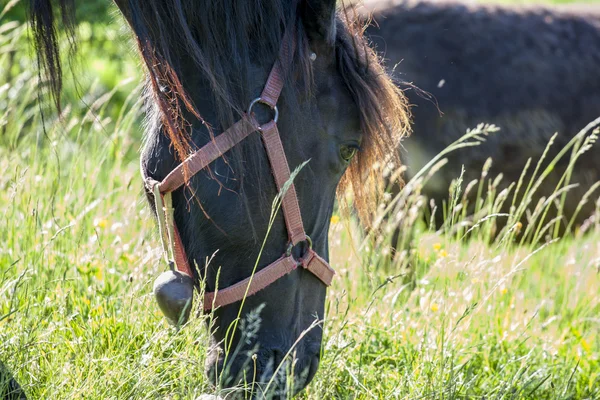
248, 97, 279, 129
285, 235, 312, 258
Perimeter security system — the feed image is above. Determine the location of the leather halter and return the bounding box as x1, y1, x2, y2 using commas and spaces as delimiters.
144, 29, 335, 311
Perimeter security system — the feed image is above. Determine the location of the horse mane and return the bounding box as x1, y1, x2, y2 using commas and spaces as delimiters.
335, 8, 410, 224
29, 0, 410, 226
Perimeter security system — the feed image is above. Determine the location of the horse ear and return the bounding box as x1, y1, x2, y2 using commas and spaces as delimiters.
300, 0, 337, 45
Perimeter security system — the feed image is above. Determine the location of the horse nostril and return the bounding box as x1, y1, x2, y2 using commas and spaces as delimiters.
267, 350, 320, 389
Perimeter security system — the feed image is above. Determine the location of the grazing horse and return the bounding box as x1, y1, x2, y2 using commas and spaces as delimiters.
29, 0, 409, 396
364, 0, 600, 231
0, 360, 26, 400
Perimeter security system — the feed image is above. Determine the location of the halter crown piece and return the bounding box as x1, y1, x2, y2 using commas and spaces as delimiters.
143, 27, 335, 320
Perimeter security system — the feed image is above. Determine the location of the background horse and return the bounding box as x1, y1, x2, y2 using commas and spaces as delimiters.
29, 0, 409, 396
364, 0, 600, 232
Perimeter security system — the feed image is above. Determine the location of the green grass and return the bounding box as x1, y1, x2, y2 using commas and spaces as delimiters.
1, 4, 600, 399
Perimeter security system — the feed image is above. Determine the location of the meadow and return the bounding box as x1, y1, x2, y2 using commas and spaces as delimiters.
1, 0, 599, 398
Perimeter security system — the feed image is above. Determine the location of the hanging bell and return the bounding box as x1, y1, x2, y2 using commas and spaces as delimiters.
151, 183, 195, 326
153, 266, 195, 326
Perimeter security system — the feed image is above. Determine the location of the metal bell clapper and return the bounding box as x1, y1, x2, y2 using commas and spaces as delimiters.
151, 184, 195, 326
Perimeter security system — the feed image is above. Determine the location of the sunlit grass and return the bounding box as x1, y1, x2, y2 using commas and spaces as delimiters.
1, 10, 599, 400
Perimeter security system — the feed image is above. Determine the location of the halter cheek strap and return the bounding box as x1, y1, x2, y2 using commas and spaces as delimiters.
144, 30, 335, 311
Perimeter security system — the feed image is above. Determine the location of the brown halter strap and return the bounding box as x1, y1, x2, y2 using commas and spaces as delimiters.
144, 29, 335, 311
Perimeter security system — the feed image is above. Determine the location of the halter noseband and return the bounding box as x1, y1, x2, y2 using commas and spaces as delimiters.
143, 29, 335, 312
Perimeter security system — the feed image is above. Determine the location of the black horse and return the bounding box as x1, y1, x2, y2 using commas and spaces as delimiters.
0, 361, 26, 400
365, 0, 600, 231
29, 0, 410, 396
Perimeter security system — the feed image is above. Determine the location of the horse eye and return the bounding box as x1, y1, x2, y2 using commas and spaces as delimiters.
339, 144, 359, 163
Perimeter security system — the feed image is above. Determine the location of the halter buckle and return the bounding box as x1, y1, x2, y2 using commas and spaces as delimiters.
248, 97, 279, 129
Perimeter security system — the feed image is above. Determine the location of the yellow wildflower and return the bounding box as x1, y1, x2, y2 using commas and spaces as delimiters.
580, 338, 591, 353
330, 215, 340, 224
515, 222, 523, 235
94, 218, 108, 229
430, 303, 439, 312
433, 243, 442, 251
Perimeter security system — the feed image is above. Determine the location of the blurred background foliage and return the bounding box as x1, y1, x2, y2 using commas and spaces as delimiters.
2, 0, 139, 124
1, 0, 599, 398
2, 0, 597, 122
4, 0, 114, 23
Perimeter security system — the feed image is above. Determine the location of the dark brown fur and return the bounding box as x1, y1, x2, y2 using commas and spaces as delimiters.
27, 0, 411, 394
0, 361, 26, 400
364, 0, 600, 231
29, 0, 410, 225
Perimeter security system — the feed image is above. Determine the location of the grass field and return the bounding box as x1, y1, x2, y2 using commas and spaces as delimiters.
1, 1, 600, 399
